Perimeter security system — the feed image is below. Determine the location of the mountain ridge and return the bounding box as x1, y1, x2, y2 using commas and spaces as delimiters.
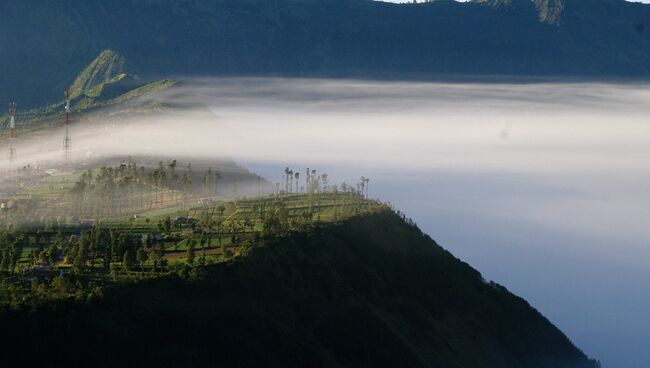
0, 209, 601, 368
475, 0, 565, 24
2, 0, 650, 108
2, 50, 178, 134
69, 49, 128, 99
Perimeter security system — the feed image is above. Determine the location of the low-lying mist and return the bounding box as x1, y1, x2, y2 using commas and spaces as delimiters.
2, 78, 649, 367
5, 78, 649, 176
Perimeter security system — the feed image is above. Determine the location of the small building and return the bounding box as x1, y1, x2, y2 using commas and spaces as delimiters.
174, 216, 197, 226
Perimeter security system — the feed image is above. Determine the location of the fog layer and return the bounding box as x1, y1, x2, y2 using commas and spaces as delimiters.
2, 78, 649, 367
198, 79, 649, 368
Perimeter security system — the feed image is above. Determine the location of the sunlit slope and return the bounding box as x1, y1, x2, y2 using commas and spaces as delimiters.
0, 210, 599, 368
2, 50, 177, 135
68, 49, 127, 99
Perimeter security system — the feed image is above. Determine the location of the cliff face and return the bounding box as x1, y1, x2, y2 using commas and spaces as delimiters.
532, 0, 565, 24
477, 0, 565, 23
0, 210, 599, 368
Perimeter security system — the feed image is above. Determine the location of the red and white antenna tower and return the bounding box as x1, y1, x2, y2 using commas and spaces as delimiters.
63, 89, 71, 169
8, 102, 16, 163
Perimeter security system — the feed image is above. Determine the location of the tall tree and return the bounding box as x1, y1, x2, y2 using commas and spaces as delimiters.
288, 169, 294, 193
364, 177, 370, 198
168, 160, 178, 203
158, 161, 167, 205
136, 247, 148, 269
186, 236, 195, 265
231, 178, 238, 199
76, 233, 89, 272
123, 250, 134, 272
284, 167, 290, 193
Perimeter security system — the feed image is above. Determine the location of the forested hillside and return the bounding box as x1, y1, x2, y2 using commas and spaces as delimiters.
0, 210, 600, 368
2, 0, 650, 108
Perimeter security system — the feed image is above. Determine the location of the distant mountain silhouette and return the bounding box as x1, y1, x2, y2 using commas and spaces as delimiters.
2, 0, 650, 107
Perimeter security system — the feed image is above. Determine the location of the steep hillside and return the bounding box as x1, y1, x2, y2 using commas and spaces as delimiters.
2, 50, 176, 133
0, 210, 600, 368
2, 0, 650, 108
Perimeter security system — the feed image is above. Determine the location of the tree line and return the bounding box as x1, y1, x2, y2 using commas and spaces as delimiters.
68, 159, 227, 219
278, 167, 369, 198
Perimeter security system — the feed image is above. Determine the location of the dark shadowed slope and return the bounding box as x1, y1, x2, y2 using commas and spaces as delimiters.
0, 210, 599, 368
2, 0, 650, 108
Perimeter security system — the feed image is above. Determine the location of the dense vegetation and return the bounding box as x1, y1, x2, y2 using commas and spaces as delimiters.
0, 209, 600, 367
0, 160, 375, 306
2, 0, 650, 108
0, 158, 600, 367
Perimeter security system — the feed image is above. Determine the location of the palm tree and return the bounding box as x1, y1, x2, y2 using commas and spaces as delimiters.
288, 169, 294, 193
157, 161, 167, 205
203, 168, 212, 195
283, 167, 290, 193
364, 177, 370, 199
212, 171, 221, 195
182, 173, 190, 204
359, 176, 366, 196
168, 160, 178, 203
321, 173, 329, 192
